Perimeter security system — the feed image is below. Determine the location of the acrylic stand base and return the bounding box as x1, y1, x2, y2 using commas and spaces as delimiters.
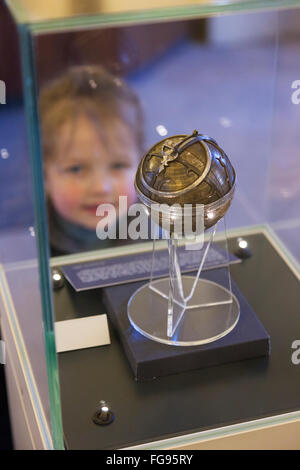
128, 275, 240, 347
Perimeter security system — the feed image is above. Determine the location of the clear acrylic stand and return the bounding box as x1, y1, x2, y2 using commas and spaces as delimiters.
128, 216, 240, 346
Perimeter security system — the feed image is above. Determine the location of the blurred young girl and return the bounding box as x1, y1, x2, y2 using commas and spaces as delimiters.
39, 65, 144, 255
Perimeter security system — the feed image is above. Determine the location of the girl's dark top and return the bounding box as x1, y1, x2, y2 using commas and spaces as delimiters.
48, 204, 153, 257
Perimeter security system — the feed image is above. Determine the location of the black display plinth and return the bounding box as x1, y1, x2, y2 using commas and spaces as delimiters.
103, 268, 270, 381
55, 231, 300, 450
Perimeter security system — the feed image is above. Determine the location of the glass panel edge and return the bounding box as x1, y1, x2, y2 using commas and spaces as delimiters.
6, 0, 300, 33
17, 23, 64, 450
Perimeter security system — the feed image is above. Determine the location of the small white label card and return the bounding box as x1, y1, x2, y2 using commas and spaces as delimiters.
55, 314, 110, 353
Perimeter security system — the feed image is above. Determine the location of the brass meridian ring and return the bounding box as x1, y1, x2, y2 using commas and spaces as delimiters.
140, 139, 212, 198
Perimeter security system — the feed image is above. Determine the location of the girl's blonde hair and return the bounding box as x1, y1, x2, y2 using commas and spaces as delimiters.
39, 65, 144, 161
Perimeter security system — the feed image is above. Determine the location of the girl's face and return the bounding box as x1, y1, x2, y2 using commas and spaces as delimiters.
45, 113, 139, 230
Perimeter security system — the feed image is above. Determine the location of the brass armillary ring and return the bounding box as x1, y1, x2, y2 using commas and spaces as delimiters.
135, 130, 236, 230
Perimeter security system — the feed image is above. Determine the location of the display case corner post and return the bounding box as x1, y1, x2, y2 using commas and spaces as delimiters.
17, 24, 64, 451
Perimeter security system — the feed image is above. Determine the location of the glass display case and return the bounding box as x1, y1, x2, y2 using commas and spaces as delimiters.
1, 0, 300, 450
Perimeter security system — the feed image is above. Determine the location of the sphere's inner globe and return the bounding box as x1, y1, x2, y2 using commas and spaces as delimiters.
144, 138, 208, 194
